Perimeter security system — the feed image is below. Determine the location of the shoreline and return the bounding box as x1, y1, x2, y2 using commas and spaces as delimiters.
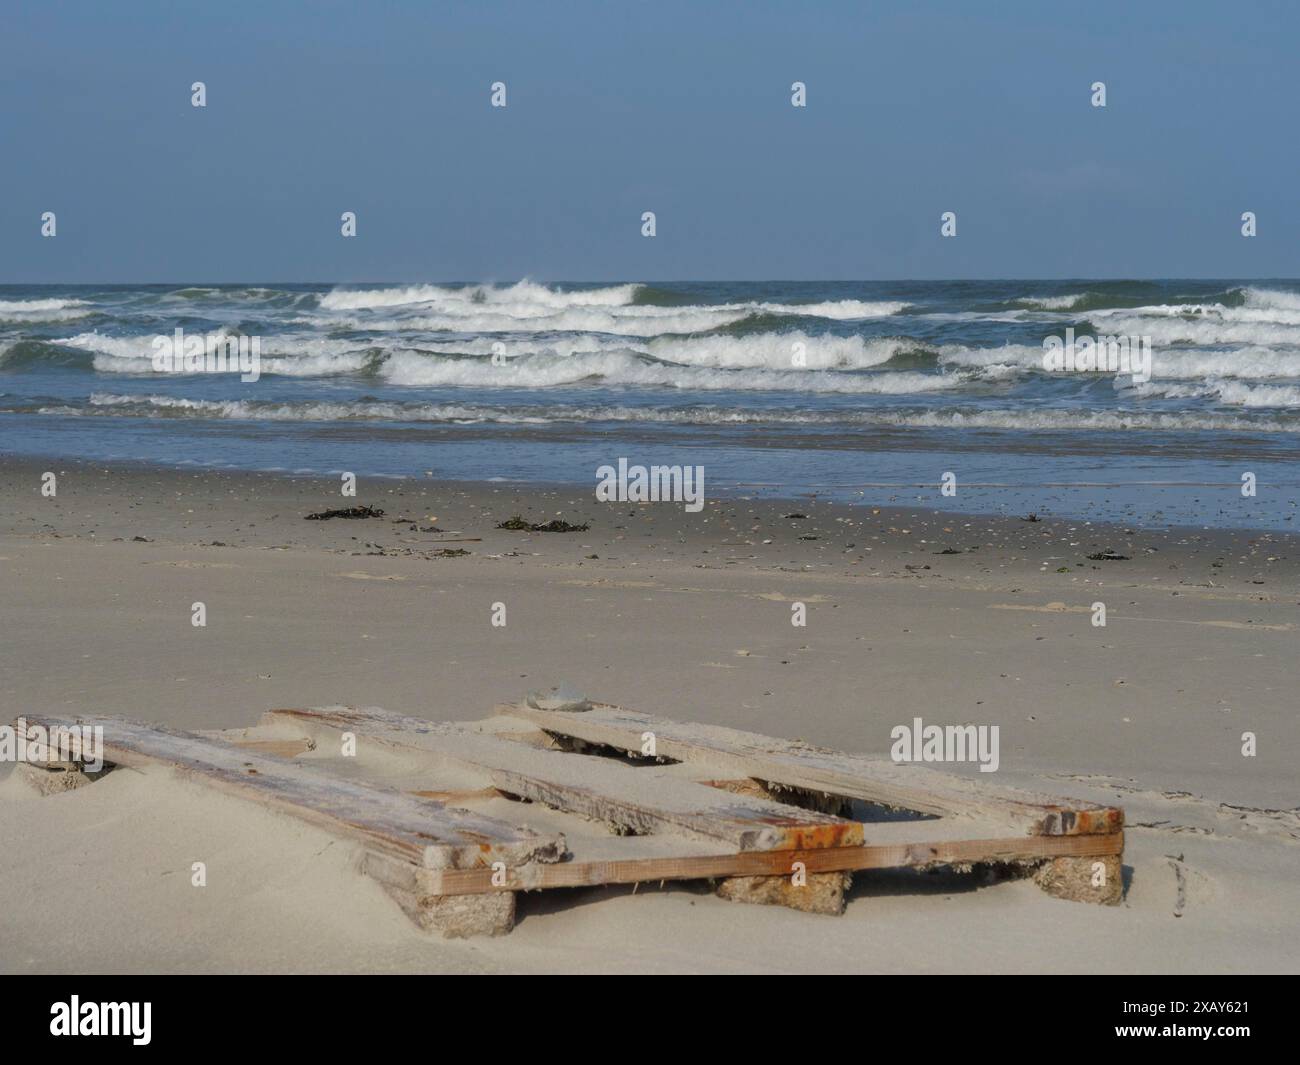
6, 451, 1298, 539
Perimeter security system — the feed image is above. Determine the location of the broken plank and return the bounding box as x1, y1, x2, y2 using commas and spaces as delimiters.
262, 706, 864, 851
502, 702, 1122, 836
21, 714, 564, 871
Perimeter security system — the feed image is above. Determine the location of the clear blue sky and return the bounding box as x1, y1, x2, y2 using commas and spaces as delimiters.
2, 0, 1295, 282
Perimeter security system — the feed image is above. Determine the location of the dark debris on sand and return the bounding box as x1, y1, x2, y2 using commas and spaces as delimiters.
497, 515, 590, 532
304, 505, 385, 521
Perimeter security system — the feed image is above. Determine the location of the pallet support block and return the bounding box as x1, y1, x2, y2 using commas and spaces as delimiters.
1033, 854, 1123, 906
383, 883, 517, 937
717, 871, 852, 916
16, 761, 100, 796
360, 852, 520, 937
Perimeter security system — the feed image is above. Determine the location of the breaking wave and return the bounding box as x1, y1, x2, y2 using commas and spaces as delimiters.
380, 349, 962, 393
35, 391, 1294, 434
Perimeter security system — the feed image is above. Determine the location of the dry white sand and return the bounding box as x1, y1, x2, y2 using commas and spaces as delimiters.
1, 459, 1297, 972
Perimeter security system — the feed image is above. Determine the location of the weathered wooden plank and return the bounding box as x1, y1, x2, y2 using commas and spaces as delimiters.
224, 737, 316, 759
22, 714, 564, 871
410, 787, 507, 804
501, 702, 1122, 836
263, 706, 864, 851
415, 830, 1124, 896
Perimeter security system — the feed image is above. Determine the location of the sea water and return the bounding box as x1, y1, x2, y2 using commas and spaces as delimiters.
2, 279, 1297, 529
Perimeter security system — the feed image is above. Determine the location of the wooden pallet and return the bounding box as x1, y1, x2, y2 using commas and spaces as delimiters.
16, 700, 1123, 937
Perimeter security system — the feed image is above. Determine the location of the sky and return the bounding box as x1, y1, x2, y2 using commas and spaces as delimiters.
1, 0, 1297, 282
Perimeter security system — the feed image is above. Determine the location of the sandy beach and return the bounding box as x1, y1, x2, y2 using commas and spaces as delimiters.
1, 457, 1296, 973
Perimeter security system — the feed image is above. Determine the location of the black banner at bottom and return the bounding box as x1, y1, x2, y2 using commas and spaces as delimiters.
0, 975, 1279, 1050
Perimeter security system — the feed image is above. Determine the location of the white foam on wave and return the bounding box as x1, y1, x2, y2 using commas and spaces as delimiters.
1012, 287, 1300, 321
1090, 314, 1300, 347
60, 330, 250, 361
314, 282, 907, 335
1242, 287, 1300, 311
381, 348, 960, 394
1115, 303, 1300, 327
51, 326, 941, 382
1149, 347, 1300, 380
1129, 379, 1300, 408
1010, 294, 1087, 311
85, 392, 540, 424
757, 300, 908, 319
87, 354, 154, 374
319, 282, 905, 319
1212, 380, 1300, 407
319, 281, 644, 311
84, 350, 378, 377
416, 335, 640, 358
60, 332, 170, 360
293, 330, 915, 372
939, 341, 1300, 381
938, 343, 1043, 370
328, 306, 753, 336
870, 408, 1296, 433
0, 296, 92, 323
60, 330, 377, 358
647, 332, 913, 370
257, 353, 377, 376
76, 392, 921, 426
919, 311, 1031, 324
1088, 289, 1300, 333
57, 327, 1300, 387
72, 391, 1297, 434
0, 297, 87, 312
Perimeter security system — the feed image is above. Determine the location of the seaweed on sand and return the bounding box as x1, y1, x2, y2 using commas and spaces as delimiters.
304, 505, 385, 521
496, 515, 590, 532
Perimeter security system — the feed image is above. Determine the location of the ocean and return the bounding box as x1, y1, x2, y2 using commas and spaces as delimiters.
2, 279, 1297, 530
